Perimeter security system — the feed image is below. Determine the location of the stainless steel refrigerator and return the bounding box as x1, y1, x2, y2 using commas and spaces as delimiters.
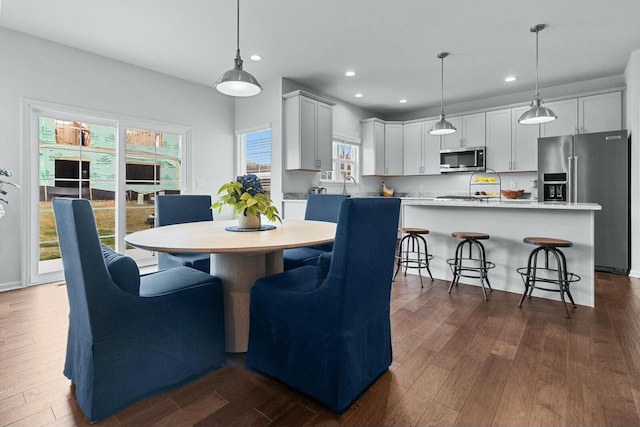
538, 130, 629, 274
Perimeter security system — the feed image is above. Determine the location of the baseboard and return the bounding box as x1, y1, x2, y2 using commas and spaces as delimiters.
0, 281, 23, 292
629, 269, 640, 278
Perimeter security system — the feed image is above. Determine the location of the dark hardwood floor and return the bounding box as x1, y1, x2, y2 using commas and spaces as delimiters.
2, 272, 640, 426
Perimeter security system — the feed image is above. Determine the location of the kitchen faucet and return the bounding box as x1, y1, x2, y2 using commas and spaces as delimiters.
342, 175, 357, 195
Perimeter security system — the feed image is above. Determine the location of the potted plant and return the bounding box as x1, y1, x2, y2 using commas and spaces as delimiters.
211, 174, 281, 229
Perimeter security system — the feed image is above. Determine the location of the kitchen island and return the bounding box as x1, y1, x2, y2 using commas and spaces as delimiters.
401, 198, 601, 307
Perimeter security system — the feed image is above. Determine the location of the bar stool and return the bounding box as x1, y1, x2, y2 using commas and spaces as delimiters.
516, 237, 580, 318
393, 227, 433, 288
446, 232, 495, 300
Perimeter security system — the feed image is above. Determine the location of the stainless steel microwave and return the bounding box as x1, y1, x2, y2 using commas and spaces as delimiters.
440, 146, 485, 173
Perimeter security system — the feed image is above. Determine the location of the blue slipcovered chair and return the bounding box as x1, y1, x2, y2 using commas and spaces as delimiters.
283, 194, 349, 270
156, 194, 213, 272
247, 197, 401, 413
52, 198, 225, 422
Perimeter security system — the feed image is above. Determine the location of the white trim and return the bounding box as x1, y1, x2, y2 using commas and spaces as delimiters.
0, 281, 24, 292
333, 132, 361, 144
235, 123, 271, 136
629, 270, 640, 278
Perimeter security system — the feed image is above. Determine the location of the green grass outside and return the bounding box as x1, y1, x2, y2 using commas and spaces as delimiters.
39, 200, 155, 260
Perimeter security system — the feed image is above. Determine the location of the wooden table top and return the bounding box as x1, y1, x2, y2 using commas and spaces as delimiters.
125, 219, 337, 254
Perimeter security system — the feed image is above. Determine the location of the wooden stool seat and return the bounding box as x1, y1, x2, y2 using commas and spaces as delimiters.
523, 237, 573, 248
399, 227, 429, 235
451, 231, 489, 240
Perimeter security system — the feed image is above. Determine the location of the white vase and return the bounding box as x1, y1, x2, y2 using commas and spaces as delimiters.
237, 211, 261, 229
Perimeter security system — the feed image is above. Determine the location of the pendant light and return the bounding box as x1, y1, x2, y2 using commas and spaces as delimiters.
518, 24, 557, 124
429, 52, 457, 135
215, 0, 262, 97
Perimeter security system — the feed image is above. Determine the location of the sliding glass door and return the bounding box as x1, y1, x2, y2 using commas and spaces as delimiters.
27, 102, 188, 285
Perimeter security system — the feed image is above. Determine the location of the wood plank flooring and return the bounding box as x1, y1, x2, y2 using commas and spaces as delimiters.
2, 272, 640, 426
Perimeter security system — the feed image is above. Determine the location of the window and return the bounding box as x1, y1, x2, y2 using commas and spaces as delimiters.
237, 128, 272, 194
321, 136, 360, 181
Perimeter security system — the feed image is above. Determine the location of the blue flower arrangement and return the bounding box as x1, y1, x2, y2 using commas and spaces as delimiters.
211, 174, 281, 223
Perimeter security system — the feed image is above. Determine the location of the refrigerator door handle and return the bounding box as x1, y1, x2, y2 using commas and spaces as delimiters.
574, 156, 579, 202
567, 156, 573, 203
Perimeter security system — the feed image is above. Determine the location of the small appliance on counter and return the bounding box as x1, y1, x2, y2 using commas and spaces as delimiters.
537, 130, 629, 274
310, 186, 327, 194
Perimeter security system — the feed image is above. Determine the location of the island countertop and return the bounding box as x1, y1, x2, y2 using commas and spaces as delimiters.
401, 197, 601, 211
401, 201, 599, 308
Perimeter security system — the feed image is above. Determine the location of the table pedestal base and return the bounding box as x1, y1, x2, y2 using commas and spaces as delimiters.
211, 251, 283, 352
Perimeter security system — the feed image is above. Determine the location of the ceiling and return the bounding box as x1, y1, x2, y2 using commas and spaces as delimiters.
1, 0, 640, 116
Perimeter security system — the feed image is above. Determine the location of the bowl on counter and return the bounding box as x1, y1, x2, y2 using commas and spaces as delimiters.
501, 189, 525, 199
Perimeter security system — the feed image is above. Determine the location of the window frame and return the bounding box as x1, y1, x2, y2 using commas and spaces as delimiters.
236, 126, 272, 194
320, 133, 361, 182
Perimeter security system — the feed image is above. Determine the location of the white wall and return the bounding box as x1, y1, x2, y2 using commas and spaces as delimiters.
234, 77, 284, 215
281, 79, 382, 196
0, 28, 235, 290
625, 49, 640, 276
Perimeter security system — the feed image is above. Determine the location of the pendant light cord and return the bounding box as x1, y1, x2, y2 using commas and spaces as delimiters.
440, 55, 444, 114
535, 27, 539, 96
236, 0, 240, 56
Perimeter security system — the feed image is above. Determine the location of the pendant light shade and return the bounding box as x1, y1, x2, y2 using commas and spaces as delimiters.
430, 52, 457, 135
519, 24, 556, 124
215, 0, 262, 97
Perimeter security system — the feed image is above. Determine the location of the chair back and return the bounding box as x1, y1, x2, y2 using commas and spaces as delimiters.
52, 198, 120, 339
156, 194, 212, 226
304, 194, 350, 222
325, 197, 400, 327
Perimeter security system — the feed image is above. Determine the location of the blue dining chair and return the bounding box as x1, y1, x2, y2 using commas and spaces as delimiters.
283, 194, 349, 270
247, 197, 401, 413
52, 198, 225, 422
156, 194, 212, 272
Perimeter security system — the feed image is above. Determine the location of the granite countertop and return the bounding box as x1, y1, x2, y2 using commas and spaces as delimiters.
401, 198, 601, 211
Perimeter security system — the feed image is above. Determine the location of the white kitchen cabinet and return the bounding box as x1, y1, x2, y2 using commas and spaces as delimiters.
361, 119, 403, 175
511, 105, 540, 171
384, 123, 404, 175
578, 91, 622, 134
540, 98, 579, 137
539, 92, 622, 137
403, 120, 441, 175
283, 90, 335, 171
485, 108, 512, 172
440, 112, 485, 149
486, 106, 539, 172
439, 116, 463, 150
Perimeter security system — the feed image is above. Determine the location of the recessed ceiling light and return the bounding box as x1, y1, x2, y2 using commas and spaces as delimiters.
505, 75, 518, 82
354, 93, 363, 98
345, 70, 356, 77
250, 54, 262, 62
399, 99, 408, 104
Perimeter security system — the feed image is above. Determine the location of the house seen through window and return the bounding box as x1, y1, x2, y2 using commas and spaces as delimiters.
321, 139, 359, 181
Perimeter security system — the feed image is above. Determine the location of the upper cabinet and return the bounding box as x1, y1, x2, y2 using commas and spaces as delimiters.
540, 98, 578, 137
362, 119, 403, 176
485, 107, 539, 172
578, 91, 622, 134
441, 112, 486, 150
540, 91, 622, 137
283, 90, 335, 171
485, 109, 512, 172
403, 120, 441, 175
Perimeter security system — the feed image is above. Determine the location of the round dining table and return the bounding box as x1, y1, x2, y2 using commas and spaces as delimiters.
125, 219, 337, 352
